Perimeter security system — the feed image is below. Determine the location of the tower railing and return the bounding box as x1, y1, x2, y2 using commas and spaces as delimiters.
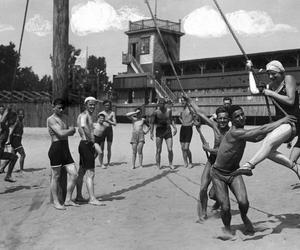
129, 18, 181, 32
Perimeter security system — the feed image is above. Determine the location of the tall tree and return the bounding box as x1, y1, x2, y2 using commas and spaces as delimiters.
0, 42, 19, 90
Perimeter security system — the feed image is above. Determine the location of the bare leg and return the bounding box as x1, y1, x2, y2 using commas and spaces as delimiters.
86, 169, 105, 206
4, 152, 18, 182
187, 147, 193, 168
51, 167, 66, 210
107, 141, 112, 166
234, 124, 292, 176
131, 143, 137, 169
17, 148, 26, 171
197, 161, 211, 222
165, 137, 174, 169
268, 151, 293, 168
181, 142, 188, 167
155, 137, 163, 169
137, 142, 144, 168
290, 146, 300, 163
94, 143, 104, 168
229, 176, 254, 235
248, 124, 291, 167
211, 173, 235, 240
75, 165, 86, 201
64, 164, 79, 206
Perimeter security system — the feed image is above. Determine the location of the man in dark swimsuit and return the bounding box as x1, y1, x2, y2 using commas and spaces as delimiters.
0, 108, 18, 182
197, 106, 230, 223
47, 99, 78, 210
10, 109, 26, 172
150, 98, 177, 169
76, 96, 105, 206
210, 105, 295, 240
179, 98, 194, 168
234, 60, 300, 179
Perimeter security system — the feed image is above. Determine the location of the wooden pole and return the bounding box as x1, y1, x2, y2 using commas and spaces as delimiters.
53, 0, 69, 101
51, 0, 69, 204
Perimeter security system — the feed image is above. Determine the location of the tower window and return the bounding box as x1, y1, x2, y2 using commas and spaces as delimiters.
140, 37, 150, 54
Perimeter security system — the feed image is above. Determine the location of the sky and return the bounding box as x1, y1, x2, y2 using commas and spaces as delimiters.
0, 0, 300, 80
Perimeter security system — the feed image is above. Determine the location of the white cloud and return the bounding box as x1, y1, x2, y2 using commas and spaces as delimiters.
0, 24, 14, 32
25, 14, 52, 36
71, 0, 147, 36
183, 6, 298, 38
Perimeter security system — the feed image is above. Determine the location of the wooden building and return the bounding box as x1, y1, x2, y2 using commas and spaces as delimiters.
113, 17, 300, 123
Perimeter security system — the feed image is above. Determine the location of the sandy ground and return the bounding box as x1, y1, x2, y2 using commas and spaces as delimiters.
0, 124, 300, 250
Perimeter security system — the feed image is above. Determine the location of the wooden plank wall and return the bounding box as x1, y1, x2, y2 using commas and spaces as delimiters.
1, 102, 106, 127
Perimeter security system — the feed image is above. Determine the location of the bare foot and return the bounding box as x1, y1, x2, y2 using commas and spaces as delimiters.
64, 200, 80, 207
75, 197, 88, 203
4, 176, 16, 182
196, 215, 207, 224
53, 203, 66, 210
187, 163, 193, 169
88, 199, 106, 206
243, 217, 255, 235
216, 228, 237, 241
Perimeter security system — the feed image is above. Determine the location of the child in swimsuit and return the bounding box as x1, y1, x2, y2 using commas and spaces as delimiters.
126, 108, 150, 169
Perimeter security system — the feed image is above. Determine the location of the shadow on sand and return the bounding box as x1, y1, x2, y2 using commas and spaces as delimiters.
98, 170, 174, 201
20, 168, 46, 173
0, 184, 42, 194
231, 213, 300, 241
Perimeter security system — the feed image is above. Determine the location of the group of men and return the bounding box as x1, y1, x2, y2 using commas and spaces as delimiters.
47, 97, 116, 210
0, 104, 26, 182
38, 59, 300, 239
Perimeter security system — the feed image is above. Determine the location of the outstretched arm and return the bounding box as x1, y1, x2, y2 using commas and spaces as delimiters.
187, 98, 218, 131
126, 110, 139, 121
232, 115, 296, 142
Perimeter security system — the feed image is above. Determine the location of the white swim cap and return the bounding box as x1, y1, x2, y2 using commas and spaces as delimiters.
266, 60, 285, 73
84, 96, 97, 104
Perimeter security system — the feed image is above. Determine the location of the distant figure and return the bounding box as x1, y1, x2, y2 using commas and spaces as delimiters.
0, 108, 18, 182
76, 97, 105, 206
10, 109, 26, 172
211, 97, 232, 126
126, 108, 150, 169
211, 105, 295, 240
93, 113, 107, 168
179, 98, 194, 168
196, 106, 230, 223
150, 98, 177, 170
47, 98, 78, 210
98, 100, 116, 168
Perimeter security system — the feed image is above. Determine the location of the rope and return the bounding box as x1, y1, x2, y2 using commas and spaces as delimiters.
10, 0, 30, 101
212, 0, 273, 122
145, 0, 186, 97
